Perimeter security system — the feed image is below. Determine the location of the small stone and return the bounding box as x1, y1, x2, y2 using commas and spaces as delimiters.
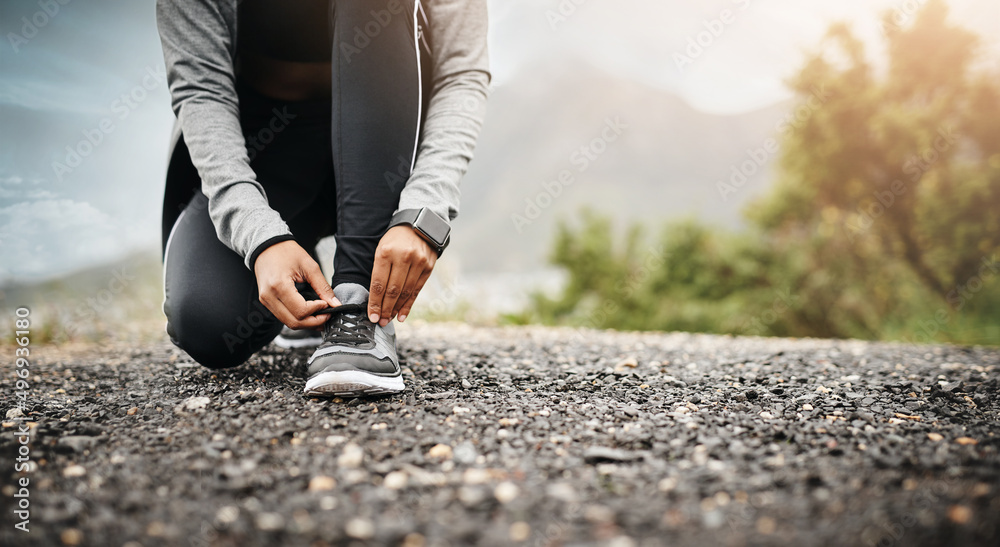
345, 517, 375, 540
127, 407, 138, 416
216, 506, 239, 524
61, 528, 82, 545
255, 512, 284, 531
498, 418, 520, 426
658, 477, 678, 492
947, 505, 972, 524
453, 442, 478, 464
59, 436, 98, 453
463, 468, 491, 485
955, 437, 978, 446
452, 406, 471, 415
759, 411, 773, 420
308, 476, 337, 491
7, 408, 24, 419
614, 357, 638, 372
745, 390, 759, 400
927, 433, 944, 442
802, 404, 814, 411
494, 481, 519, 504
509, 521, 531, 542
584, 447, 642, 464
461, 379, 473, 389
402, 533, 426, 547
63, 465, 87, 478
427, 443, 453, 460
337, 443, 364, 468
175, 396, 211, 414
383, 471, 408, 490
756, 516, 777, 535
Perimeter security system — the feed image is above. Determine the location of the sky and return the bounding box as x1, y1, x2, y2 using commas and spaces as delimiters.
1, 0, 998, 284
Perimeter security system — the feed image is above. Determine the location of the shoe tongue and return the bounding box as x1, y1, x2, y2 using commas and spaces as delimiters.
333, 282, 369, 306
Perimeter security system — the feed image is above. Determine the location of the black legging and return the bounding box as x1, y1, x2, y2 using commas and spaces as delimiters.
163, 0, 426, 368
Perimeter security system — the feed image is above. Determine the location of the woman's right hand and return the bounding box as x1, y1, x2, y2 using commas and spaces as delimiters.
254, 240, 340, 329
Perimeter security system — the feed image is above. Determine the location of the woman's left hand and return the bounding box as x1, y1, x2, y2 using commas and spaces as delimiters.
368, 225, 437, 326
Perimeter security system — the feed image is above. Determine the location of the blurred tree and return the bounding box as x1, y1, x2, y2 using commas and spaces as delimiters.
523, 0, 1000, 345
751, 0, 1000, 299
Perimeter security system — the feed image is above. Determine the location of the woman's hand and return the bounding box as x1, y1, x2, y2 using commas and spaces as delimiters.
254, 240, 340, 329
369, 226, 437, 326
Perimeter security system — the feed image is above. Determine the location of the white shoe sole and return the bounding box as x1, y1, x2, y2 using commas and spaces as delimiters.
304, 370, 405, 398
273, 335, 323, 349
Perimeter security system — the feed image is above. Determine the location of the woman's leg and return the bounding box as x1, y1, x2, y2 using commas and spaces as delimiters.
329, 0, 427, 288
163, 83, 336, 369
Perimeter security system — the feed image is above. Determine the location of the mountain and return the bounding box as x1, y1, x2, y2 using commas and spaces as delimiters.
449, 57, 791, 273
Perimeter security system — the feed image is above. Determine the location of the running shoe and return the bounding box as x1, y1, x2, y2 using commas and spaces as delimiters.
303, 304, 403, 397
273, 326, 323, 349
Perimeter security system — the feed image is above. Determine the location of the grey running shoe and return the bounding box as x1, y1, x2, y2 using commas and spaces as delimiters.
273, 326, 323, 349
304, 304, 403, 397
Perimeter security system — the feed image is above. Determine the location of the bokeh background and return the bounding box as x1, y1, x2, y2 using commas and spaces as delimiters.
1, 0, 998, 345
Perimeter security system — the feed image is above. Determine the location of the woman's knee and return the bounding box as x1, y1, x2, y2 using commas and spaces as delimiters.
165, 295, 277, 370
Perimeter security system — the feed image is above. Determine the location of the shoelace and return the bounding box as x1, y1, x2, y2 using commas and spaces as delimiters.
319, 304, 375, 346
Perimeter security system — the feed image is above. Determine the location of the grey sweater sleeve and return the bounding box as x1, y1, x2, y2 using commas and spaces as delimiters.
156, 0, 292, 270
400, 0, 491, 222
156, 0, 490, 269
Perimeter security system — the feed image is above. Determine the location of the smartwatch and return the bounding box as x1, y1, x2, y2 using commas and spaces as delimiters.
388, 208, 451, 255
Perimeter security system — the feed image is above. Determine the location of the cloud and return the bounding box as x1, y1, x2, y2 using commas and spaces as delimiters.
0, 198, 139, 282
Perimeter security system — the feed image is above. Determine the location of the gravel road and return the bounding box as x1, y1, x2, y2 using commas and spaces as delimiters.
2, 324, 998, 546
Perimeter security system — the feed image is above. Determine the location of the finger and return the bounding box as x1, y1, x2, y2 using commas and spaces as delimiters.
275, 277, 328, 329
259, 288, 298, 329
378, 261, 410, 327
390, 264, 424, 321
397, 270, 432, 323
369, 247, 392, 323
302, 260, 340, 308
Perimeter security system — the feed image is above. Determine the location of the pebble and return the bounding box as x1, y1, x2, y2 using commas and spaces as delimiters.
337, 443, 364, 468
174, 396, 211, 415
584, 447, 642, 463
947, 505, 972, 524
255, 512, 284, 531
308, 476, 337, 491
955, 437, 978, 446
427, 443, 453, 460
60, 528, 83, 545
383, 471, 408, 490
63, 465, 87, 478
494, 481, 519, 504
509, 521, 531, 542
927, 433, 944, 442
345, 517, 375, 540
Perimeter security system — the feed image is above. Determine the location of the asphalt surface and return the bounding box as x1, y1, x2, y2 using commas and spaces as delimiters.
2, 323, 999, 546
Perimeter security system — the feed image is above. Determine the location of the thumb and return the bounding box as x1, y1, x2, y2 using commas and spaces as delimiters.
303, 261, 340, 308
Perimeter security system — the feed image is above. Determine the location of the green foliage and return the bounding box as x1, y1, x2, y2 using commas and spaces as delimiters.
527, 0, 1000, 345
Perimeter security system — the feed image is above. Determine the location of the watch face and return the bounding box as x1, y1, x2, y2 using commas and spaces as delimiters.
415, 209, 451, 246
